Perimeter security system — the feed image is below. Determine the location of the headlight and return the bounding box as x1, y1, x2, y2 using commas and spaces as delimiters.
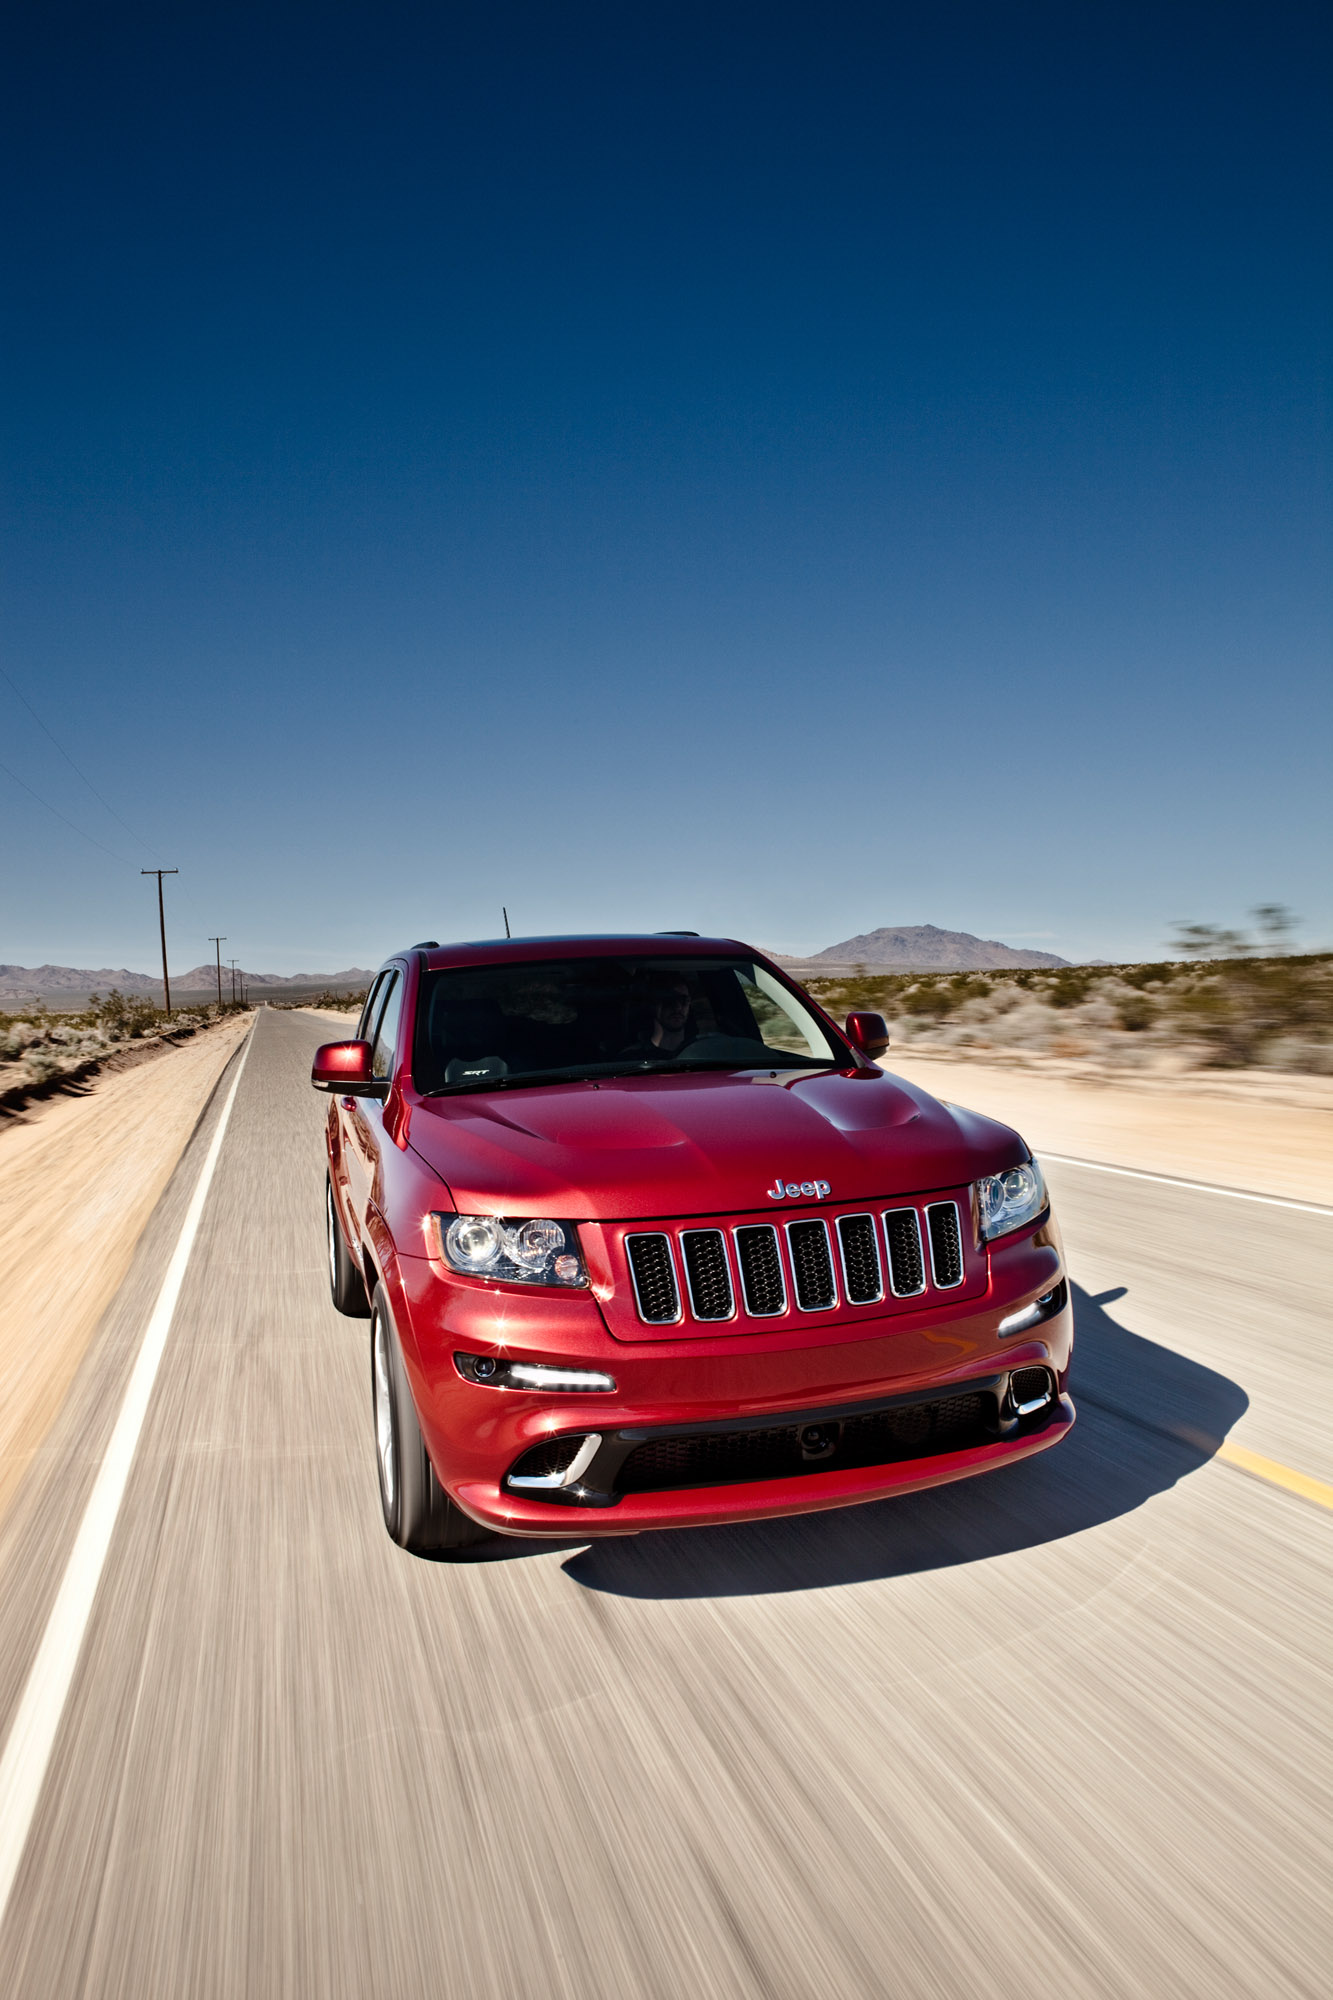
975, 1159, 1047, 1241
432, 1214, 588, 1287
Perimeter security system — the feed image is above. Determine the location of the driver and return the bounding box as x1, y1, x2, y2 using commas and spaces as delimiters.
622, 977, 694, 1058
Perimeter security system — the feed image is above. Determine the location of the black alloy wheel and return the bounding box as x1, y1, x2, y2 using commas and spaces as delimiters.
326, 1174, 370, 1317
369, 1282, 492, 1554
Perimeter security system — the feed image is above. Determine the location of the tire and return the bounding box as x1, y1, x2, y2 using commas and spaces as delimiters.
326, 1174, 370, 1317
370, 1282, 492, 1554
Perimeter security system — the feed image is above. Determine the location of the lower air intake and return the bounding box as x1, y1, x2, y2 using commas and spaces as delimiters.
616, 1391, 991, 1494
507, 1435, 589, 1483
1009, 1367, 1054, 1418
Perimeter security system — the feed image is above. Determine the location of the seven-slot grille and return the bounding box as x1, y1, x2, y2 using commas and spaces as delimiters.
785, 1219, 837, 1310
679, 1230, 734, 1320
625, 1195, 975, 1326
882, 1208, 925, 1296
733, 1225, 786, 1316
625, 1233, 679, 1323
925, 1202, 964, 1288
836, 1215, 883, 1304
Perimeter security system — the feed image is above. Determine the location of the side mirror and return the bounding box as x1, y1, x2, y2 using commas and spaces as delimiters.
311, 1040, 385, 1096
845, 1011, 891, 1060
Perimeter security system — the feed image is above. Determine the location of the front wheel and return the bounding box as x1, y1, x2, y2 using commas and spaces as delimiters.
370, 1283, 492, 1554
326, 1175, 370, 1317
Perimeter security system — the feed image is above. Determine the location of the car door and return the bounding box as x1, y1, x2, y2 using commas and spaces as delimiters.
329, 973, 386, 1228
344, 966, 404, 1239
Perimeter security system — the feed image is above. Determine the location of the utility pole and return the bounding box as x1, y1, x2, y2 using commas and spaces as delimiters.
208, 936, 226, 1009
142, 870, 179, 1016
229, 958, 238, 1004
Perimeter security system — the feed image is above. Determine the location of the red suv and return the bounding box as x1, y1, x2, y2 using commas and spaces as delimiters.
314, 935, 1073, 1553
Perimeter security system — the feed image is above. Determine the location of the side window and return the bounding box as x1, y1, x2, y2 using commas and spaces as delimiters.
356, 974, 386, 1043
371, 972, 403, 1081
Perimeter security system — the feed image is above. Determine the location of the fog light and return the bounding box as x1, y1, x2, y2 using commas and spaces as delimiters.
997, 1285, 1063, 1337
454, 1354, 616, 1392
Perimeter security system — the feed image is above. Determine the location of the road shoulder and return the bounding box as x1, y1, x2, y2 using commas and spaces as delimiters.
884, 1051, 1333, 1204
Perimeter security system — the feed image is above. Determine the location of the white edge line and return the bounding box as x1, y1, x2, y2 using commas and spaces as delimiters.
1037, 1151, 1333, 1217
0, 1020, 256, 1931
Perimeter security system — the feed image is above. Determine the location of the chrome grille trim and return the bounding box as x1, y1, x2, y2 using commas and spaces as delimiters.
924, 1201, 965, 1289
881, 1207, 927, 1297
783, 1218, 838, 1312
732, 1224, 787, 1317
624, 1232, 682, 1324
835, 1213, 884, 1305
679, 1229, 736, 1322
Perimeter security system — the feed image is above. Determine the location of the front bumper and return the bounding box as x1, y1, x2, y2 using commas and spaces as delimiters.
392, 1220, 1074, 1538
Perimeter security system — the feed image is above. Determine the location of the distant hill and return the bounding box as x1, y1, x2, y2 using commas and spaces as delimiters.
774, 925, 1070, 974
0, 963, 374, 1006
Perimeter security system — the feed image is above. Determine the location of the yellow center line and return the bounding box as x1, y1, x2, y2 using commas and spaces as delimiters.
1084, 1400, 1333, 1515
1215, 1441, 1333, 1512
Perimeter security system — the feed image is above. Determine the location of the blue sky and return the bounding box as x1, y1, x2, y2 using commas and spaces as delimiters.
2, 2, 1329, 973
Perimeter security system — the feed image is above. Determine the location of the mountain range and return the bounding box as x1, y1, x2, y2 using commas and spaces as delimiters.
773, 925, 1069, 973
0, 963, 374, 1004
3, 926, 1070, 1006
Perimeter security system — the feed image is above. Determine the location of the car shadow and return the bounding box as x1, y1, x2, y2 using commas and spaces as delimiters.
559, 1281, 1248, 1599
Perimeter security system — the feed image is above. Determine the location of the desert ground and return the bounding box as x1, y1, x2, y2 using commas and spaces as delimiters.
0, 1015, 250, 1525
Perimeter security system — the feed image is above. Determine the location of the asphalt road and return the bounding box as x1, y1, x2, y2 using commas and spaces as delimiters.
0, 1007, 1328, 1999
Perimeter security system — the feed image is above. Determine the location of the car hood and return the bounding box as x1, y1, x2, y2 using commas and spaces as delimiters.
407, 1067, 1028, 1220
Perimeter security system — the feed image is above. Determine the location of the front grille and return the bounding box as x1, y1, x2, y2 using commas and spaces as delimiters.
883, 1208, 926, 1296
786, 1220, 837, 1310
734, 1225, 785, 1316
925, 1202, 964, 1288
836, 1214, 883, 1304
680, 1230, 734, 1320
619, 1190, 973, 1329
616, 1390, 992, 1493
625, 1234, 679, 1323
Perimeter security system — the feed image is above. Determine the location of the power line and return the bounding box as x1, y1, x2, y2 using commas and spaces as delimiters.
0, 662, 164, 859
0, 758, 138, 866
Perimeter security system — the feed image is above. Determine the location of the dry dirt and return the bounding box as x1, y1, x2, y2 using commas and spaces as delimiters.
0, 1015, 251, 1526
884, 1051, 1333, 1206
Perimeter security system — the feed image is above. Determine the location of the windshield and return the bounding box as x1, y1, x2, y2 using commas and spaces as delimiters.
413, 956, 845, 1094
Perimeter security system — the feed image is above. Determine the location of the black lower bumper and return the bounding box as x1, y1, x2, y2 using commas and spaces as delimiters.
504, 1366, 1060, 1507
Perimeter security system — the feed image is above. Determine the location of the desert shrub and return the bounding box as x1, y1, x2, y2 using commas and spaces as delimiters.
900, 982, 960, 1019
93, 988, 164, 1039
1045, 969, 1096, 1009
1116, 992, 1155, 1032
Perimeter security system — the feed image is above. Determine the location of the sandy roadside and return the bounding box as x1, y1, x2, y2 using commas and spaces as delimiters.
0, 1014, 251, 1526
883, 1051, 1333, 1205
